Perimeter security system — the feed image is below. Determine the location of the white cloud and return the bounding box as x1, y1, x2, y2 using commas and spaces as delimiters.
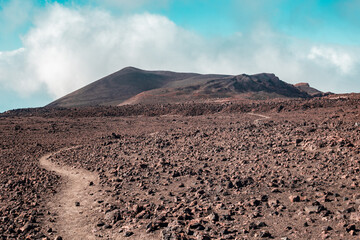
94, 0, 169, 9
0, 3, 359, 100
0, 48, 43, 94
308, 46, 355, 74
0, 4, 205, 98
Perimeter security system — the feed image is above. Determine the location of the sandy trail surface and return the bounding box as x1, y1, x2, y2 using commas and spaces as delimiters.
248, 112, 270, 123
39, 150, 103, 240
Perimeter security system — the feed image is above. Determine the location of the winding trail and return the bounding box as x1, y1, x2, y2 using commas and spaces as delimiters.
248, 112, 270, 124
38, 112, 270, 239
39, 150, 104, 240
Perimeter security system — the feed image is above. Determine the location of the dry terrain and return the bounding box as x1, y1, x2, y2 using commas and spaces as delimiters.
1, 95, 360, 239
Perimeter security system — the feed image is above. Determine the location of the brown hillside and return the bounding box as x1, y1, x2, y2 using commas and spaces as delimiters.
48, 67, 316, 107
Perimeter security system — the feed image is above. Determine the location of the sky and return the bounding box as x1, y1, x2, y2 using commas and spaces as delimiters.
0, 0, 360, 112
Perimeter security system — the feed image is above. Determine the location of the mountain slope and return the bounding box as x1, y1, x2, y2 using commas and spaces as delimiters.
47, 67, 200, 107
48, 67, 317, 107
120, 73, 311, 105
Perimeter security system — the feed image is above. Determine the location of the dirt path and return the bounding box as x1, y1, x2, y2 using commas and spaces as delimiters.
37, 113, 270, 239
39, 150, 106, 240
248, 112, 270, 124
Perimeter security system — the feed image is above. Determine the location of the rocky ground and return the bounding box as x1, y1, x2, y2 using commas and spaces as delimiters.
0, 94, 360, 239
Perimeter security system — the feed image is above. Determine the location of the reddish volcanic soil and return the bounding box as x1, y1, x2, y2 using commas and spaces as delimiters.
1, 94, 360, 239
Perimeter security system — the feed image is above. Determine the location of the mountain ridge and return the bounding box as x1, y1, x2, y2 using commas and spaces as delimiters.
48, 67, 322, 107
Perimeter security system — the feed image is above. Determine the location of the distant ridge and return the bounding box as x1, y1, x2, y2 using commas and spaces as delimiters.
48, 67, 322, 107
294, 82, 324, 97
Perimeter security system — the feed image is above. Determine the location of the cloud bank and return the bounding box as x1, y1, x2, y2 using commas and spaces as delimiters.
0, 3, 359, 100
95, 0, 169, 9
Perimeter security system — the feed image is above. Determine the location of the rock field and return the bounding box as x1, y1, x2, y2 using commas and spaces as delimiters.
0, 94, 360, 239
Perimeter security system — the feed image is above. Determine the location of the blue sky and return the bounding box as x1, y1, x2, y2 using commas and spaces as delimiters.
0, 0, 360, 112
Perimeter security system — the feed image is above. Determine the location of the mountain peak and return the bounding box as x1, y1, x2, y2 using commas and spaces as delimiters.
120, 66, 143, 72
294, 82, 310, 87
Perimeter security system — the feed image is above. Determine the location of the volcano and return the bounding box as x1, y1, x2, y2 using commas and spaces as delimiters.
48, 67, 321, 107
